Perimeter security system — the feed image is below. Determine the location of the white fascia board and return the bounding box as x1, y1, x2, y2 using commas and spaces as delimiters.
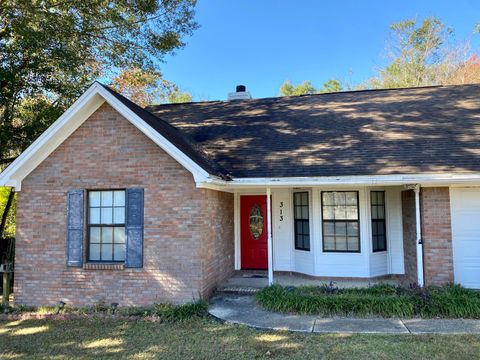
196, 173, 480, 189
0, 82, 211, 190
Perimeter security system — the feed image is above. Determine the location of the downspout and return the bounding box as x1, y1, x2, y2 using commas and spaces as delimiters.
414, 185, 425, 287
266, 187, 273, 285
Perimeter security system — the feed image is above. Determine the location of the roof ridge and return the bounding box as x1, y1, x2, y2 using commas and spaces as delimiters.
147, 83, 480, 108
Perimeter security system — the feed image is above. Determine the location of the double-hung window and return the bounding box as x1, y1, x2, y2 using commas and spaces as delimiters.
322, 191, 360, 252
88, 190, 126, 262
293, 192, 310, 251
371, 191, 387, 252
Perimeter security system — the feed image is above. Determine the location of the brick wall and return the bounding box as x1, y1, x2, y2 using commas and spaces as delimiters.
420, 187, 454, 285
14, 103, 234, 307
401, 190, 417, 285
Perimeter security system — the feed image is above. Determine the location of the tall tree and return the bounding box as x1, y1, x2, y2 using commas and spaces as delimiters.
0, 0, 198, 163
369, 17, 452, 88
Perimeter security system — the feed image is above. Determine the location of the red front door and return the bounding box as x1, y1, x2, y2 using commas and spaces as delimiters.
241, 195, 268, 269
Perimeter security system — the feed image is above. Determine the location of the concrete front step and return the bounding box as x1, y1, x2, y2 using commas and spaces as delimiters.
217, 286, 260, 295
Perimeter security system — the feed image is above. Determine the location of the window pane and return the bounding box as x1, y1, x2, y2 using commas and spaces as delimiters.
114, 191, 125, 206
378, 206, 385, 219
336, 237, 347, 250
347, 222, 359, 236
89, 208, 100, 224
334, 192, 346, 205
346, 192, 357, 205
114, 227, 126, 243
301, 192, 308, 206
347, 237, 360, 251
371, 206, 378, 219
323, 192, 334, 206
101, 191, 113, 206
101, 207, 113, 224
323, 206, 334, 220
303, 236, 310, 250
113, 244, 125, 261
113, 207, 125, 224
377, 191, 384, 204
346, 206, 358, 220
101, 244, 113, 261
102, 227, 113, 243
323, 222, 335, 236
334, 205, 346, 219
324, 236, 335, 250
335, 222, 347, 236
301, 206, 309, 219
90, 227, 101, 243
89, 244, 100, 261
303, 221, 310, 235
89, 192, 101, 207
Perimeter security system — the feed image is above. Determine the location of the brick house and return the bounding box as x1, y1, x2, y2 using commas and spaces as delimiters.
1, 82, 480, 306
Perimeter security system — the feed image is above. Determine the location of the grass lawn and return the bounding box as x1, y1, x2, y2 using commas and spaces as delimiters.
1, 317, 480, 359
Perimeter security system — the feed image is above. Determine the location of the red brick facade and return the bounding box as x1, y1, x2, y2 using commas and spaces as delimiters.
420, 187, 454, 285
14, 103, 234, 307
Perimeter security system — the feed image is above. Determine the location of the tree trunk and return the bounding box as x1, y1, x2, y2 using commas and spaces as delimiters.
0, 188, 14, 239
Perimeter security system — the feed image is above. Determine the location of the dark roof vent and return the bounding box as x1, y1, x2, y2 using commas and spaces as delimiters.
228, 85, 252, 101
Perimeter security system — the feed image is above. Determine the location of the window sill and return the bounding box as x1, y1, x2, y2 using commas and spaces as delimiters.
83, 263, 125, 271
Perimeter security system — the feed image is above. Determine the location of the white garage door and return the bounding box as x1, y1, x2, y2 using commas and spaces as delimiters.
450, 188, 480, 289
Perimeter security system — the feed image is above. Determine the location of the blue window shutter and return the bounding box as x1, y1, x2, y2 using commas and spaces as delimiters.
125, 188, 144, 268
67, 190, 84, 267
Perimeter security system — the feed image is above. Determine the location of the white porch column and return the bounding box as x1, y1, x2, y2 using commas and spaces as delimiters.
414, 185, 424, 287
266, 187, 273, 285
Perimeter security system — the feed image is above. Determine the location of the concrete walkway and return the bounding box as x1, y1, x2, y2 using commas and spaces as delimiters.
209, 294, 480, 334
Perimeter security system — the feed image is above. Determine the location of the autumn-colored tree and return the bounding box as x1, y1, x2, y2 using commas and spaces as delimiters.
110, 68, 193, 106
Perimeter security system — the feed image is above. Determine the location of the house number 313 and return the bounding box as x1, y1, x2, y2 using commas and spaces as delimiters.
279, 201, 284, 221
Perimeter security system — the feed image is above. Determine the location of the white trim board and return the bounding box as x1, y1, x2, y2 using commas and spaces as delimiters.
0, 82, 215, 190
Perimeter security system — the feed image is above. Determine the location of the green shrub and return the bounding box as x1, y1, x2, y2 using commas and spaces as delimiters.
152, 300, 208, 322
256, 284, 480, 318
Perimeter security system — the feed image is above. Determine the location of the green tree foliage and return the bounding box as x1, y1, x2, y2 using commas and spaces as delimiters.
279, 79, 342, 96
279, 80, 317, 96
0, 0, 198, 163
0, 187, 15, 238
369, 17, 453, 88
319, 79, 342, 93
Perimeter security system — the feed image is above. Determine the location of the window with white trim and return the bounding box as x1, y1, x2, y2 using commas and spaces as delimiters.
322, 191, 360, 252
88, 190, 126, 262
371, 191, 387, 252
293, 192, 310, 251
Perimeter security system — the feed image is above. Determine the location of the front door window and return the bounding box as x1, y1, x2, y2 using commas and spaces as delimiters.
249, 203, 263, 240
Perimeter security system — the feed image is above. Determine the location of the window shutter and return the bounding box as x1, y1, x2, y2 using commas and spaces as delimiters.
125, 188, 144, 268
67, 190, 84, 267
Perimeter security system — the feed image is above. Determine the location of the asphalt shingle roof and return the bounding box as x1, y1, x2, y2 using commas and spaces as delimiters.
114, 83, 480, 179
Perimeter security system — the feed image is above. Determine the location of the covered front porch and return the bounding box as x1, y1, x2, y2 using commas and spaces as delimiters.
225, 183, 424, 288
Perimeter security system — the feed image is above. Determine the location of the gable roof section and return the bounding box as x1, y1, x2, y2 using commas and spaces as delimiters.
0, 82, 228, 190
148, 84, 480, 179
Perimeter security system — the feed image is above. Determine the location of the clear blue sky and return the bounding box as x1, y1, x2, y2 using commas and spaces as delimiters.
161, 0, 480, 101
